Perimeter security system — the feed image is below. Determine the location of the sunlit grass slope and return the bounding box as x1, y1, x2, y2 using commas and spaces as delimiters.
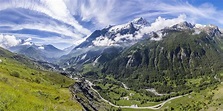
0, 47, 82, 111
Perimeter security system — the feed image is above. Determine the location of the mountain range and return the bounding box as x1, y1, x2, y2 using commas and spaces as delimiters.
62, 18, 223, 110
56, 18, 223, 74
9, 40, 66, 62
1, 16, 223, 111
4, 17, 223, 74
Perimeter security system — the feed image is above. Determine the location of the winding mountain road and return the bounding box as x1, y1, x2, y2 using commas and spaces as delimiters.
85, 80, 186, 110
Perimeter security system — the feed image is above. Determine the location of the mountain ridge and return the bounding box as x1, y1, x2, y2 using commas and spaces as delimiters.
9, 42, 65, 62
60, 18, 222, 70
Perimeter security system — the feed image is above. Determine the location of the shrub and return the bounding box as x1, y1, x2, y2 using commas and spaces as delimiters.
0, 77, 8, 83
10, 71, 20, 78
35, 78, 41, 84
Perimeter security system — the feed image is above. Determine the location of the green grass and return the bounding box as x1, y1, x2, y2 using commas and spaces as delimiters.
186, 78, 202, 86
92, 72, 223, 111
0, 56, 82, 111
95, 81, 161, 107
111, 78, 223, 111
160, 73, 223, 111
121, 109, 154, 111
82, 64, 95, 74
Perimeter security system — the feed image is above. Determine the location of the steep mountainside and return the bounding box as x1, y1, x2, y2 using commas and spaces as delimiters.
70, 24, 223, 111
60, 20, 223, 81
61, 21, 223, 111
0, 47, 82, 111
59, 18, 150, 68
101, 28, 223, 93
73, 17, 149, 49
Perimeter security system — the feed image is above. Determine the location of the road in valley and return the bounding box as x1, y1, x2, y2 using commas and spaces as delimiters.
85, 80, 186, 110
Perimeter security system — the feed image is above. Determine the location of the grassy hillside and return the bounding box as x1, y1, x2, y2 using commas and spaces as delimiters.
114, 72, 223, 111
0, 47, 82, 111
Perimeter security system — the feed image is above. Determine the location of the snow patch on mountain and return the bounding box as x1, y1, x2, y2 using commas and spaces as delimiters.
93, 15, 186, 46
92, 36, 115, 46
81, 54, 87, 60
150, 31, 165, 41
220, 28, 223, 33
22, 42, 33, 46
74, 15, 222, 52
89, 18, 150, 47
21, 38, 34, 46
194, 24, 221, 36
38, 46, 45, 50
195, 24, 206, 28
109, 17, 149, 33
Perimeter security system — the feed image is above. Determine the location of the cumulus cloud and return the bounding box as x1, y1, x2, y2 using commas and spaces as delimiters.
142, 14, 186, 32
0, 34, 20, 48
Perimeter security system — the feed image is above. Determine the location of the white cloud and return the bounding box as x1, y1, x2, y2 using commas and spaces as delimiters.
0, 33, 76, 48
0, 0, 91, 35
142, 14, 186, 32
0, 34, 20, 48
0, 23, 84, 38
64, 0, 116, 26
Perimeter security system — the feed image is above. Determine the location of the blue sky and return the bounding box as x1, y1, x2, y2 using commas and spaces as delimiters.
0, 0, 222, 49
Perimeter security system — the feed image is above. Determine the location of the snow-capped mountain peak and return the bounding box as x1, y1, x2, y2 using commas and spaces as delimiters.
73, 17, 222, 51
109, 17, 149, 33
72, 17, 150, 49
20, 39, 34, 46
194, 24, 221, 36
131, 17, 150, 26
64, 18, 223, 69
171, 21, 194, 29
109, 22, 136, 33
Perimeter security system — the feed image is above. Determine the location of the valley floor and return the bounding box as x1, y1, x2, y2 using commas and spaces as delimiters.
86, 79, 186, 110
72, 72, 223, 111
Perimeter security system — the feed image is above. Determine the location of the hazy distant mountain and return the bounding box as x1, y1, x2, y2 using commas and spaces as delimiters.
9, 42, 65, 62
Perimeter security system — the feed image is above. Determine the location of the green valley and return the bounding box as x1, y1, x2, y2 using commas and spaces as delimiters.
75, 29, 223, 110
0, 4, 223, 110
